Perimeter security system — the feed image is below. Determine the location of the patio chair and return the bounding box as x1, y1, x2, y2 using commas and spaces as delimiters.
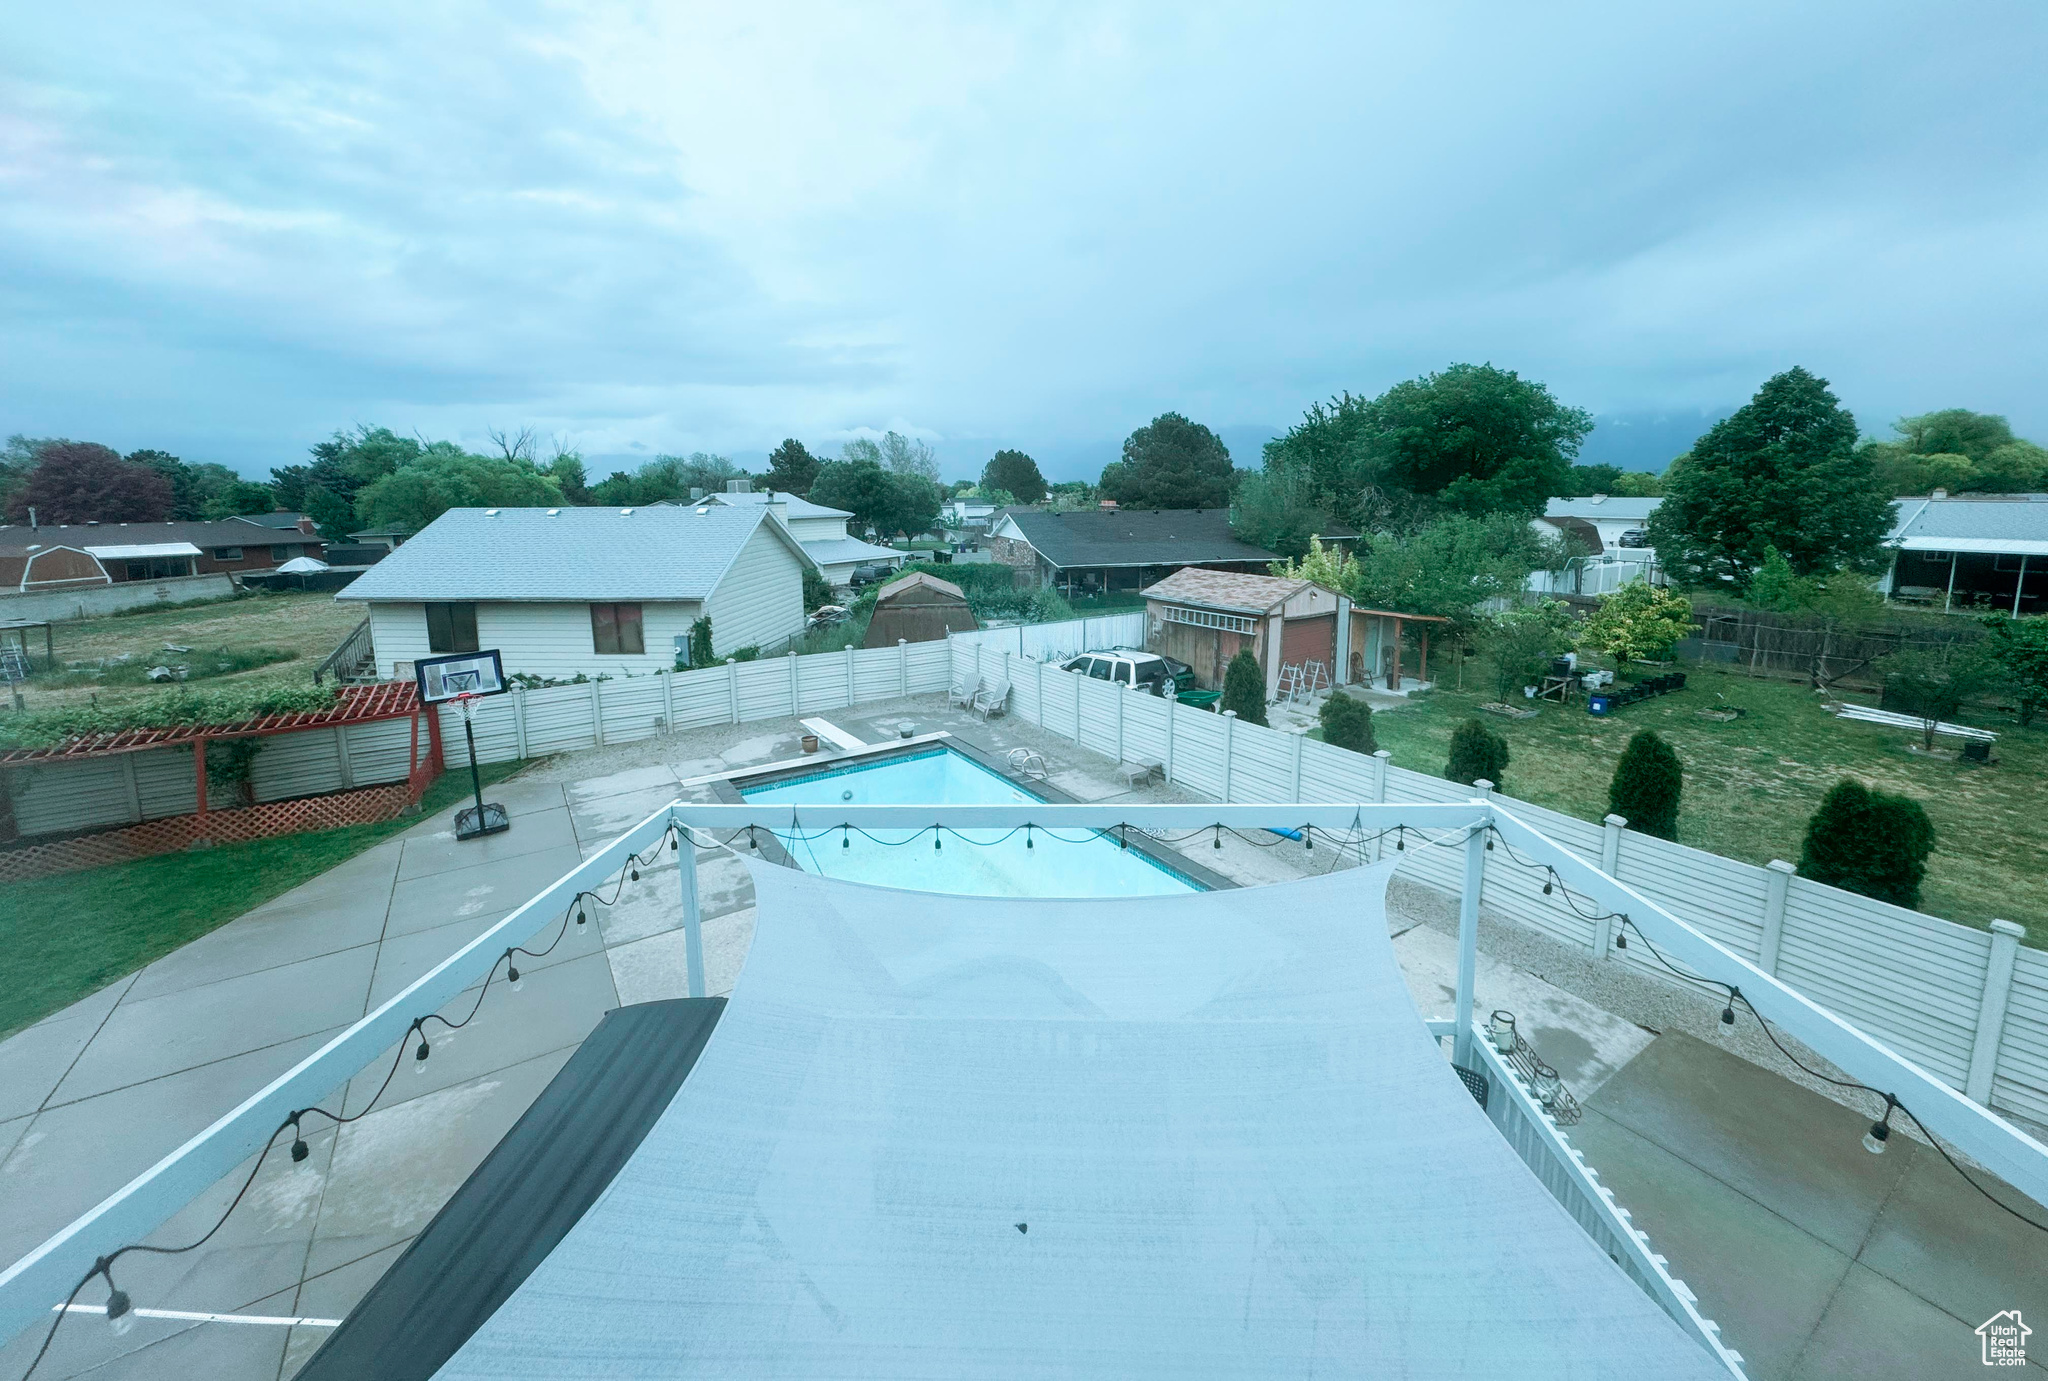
971, 671, 1012, 719
948, 663, 980, 710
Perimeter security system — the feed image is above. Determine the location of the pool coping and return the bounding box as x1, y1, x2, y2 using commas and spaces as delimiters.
712, 734, 1238, 893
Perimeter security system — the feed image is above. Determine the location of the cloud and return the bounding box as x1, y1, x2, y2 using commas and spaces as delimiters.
2, 0, 2045, 480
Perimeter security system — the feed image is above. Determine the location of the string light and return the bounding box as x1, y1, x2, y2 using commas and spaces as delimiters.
934, 828, 942, 851
842, 825, 850, 850
1303, 826, 1313, 852
1026, 825, 1033, 849
1720, 986, 1738, 1026
1396, 826, 1405, 852
289, 1114, 309, 1164
1864, 1095, 1896, 1155
1213, 824, 1222, 850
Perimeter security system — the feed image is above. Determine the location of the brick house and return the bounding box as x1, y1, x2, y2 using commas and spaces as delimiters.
0, 517, 327, 583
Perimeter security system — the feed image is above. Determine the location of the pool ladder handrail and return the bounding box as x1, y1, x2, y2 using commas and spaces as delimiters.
1006, 747, 1049, 781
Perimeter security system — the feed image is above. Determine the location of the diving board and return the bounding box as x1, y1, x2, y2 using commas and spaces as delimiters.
433, 861, 1733, 1378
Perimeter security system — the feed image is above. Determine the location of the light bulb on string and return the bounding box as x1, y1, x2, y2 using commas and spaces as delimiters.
413, 1034, 432, 1075
105, 1286, 134, 1337
289, 1113, 309, 1163
1864, 1095, 1897, 1155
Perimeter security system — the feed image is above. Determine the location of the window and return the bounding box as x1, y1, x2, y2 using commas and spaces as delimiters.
1994, 553, 2031, 572
590, 602, 645, 655
270, 544, 296, 561
125, 557, 190, 580
1085, 657, 1111, 680
1111, 661, 1133, 686
1162, 605, 1257, 634
426, 602, 479, 653
212, 546, 243, 560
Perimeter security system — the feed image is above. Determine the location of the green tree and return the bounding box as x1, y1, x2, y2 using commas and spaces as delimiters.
1318, 692, 1377, 755
1981, 612, 2048, 726
686, 616, 714, 668
1608, 730, 1683, 841
1481, 600, 1575, 702
1576, 579, 1695, 665
765, 438, 820, 496
809, 460, 941, 539
981, 449, 1047, 505
544, 446, 591, 504
1102, 413, 1234, 509
877, 431, 940, 483
1880, 645, 2002, 749
1349, 515, 1559, 631
1044, 480, 1097, 511
204, 481, 278, 517
1221, 649, 1267, 725
1799, 779, 1936, 908
802, 565, 834, 611
127, 449, 243, 519
304, 487, 356, 541
354, 449, 563, 532
1262, 364, 1591, 531
1232, 461, 1338, 561
1647, 368, 1893, 588
1445, 718, 1509, 788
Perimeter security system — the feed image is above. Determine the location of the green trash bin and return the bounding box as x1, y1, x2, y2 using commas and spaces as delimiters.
1176, 688, 1222, 711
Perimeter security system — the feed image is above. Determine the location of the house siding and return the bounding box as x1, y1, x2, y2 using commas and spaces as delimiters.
367, 600, 706, 680
704, 523, 806, 656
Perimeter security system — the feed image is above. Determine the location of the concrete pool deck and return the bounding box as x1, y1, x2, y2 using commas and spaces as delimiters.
0, 695, 2039, 1379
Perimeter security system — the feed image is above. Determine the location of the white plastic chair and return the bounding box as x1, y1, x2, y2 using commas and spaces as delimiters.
971, 672, 1011, 719
948, 662, 980, 710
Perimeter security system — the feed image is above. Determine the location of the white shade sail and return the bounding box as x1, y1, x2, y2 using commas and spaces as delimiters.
436, 859, 1729, 1379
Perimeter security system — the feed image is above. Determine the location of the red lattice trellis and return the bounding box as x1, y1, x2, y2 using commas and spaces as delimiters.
0, 776, 432, 884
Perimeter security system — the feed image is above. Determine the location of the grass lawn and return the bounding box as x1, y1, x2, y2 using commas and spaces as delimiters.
1345, 664, 2047, 943
14, 591, 365, 715
0, 761, 523, 1038
1065, 592, 1148, 614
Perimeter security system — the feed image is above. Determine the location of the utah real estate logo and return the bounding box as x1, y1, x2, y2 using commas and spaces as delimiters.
1977, 1310, 2029, 1367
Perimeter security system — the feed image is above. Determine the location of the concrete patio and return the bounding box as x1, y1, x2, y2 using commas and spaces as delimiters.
0, 694, 2039, 1379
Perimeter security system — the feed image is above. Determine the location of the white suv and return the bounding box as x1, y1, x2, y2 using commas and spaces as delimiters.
1059, 650, 1183, 696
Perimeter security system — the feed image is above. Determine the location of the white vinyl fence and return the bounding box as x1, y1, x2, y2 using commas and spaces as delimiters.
423, 614, 2046, 1131
4, 718, 419, 839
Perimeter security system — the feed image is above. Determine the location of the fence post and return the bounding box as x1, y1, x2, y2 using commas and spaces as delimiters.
1036, 657, 1046, 729
1758, 860, 1796, 974
1221, 709, 1237, 802
592, 678, 606, 748
1967, 920, 2025, 1105
727, 658, 740, 725
512, 685, 529, 759
1591, 814, 1627, 957
660, 671, 674, 737
787, 650, 800, 715
1453, 824, 1487, 1068
1370, 750, 1390, 859
1472, 777, 1493, 802
678, 822, 706, 999
1163, 695, 1176, 784
898, 639, 909, 698
1116, 680, 1126, 762
844, 644, 856, 708
1290, 731, 1304, 800
1073, 666, 1083, 740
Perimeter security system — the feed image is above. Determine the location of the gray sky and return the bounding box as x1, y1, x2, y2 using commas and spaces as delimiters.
4, 2, 2044, 482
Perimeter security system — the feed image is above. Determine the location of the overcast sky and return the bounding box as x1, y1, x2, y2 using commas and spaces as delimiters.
4, 2, 2044, 482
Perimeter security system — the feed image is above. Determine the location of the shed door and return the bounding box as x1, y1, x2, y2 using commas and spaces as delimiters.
1280, 614, 1335, 675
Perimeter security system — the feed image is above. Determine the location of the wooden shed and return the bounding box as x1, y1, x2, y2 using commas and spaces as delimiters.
862, 571, 978, 647
1141, 568, 1349, 700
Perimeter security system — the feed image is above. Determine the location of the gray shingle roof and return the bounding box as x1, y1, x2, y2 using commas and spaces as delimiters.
995, 508, 1280, 568
1542, 497, 1661, 522
1887, 495, 2048, 551
337, 506, 808, 602
699, 490, 851, 520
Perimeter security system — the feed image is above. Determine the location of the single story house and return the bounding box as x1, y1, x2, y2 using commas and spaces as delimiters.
337, 505, 816, 681
990, 509, 1285, 596
1528, 495, 1665, 597
0, 518, 327, 583
700, 485, 905, 585
1882, 491, 2048, 614
348, 527, 413, 551
0, 544, 111, 592
862, 571, 977, 647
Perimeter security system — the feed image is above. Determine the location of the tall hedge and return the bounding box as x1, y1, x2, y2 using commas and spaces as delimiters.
1798, 779, 1937, 909
1608, 730, 1683, 840
1445, 717, 1509, 788
1222, 649, 1267, 726
1318, 692, 1377, 755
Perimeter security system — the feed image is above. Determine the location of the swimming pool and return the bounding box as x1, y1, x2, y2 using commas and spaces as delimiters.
739, 747, 1204, 898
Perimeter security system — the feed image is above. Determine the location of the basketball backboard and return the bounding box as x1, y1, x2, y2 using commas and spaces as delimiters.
415, 650, 507, 704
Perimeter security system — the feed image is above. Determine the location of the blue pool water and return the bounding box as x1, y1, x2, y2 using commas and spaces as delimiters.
739, 747, 1203, 897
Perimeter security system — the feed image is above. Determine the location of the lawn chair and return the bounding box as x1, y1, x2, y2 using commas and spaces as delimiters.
948, 662, 980, 710
971, 670, 1011, 719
